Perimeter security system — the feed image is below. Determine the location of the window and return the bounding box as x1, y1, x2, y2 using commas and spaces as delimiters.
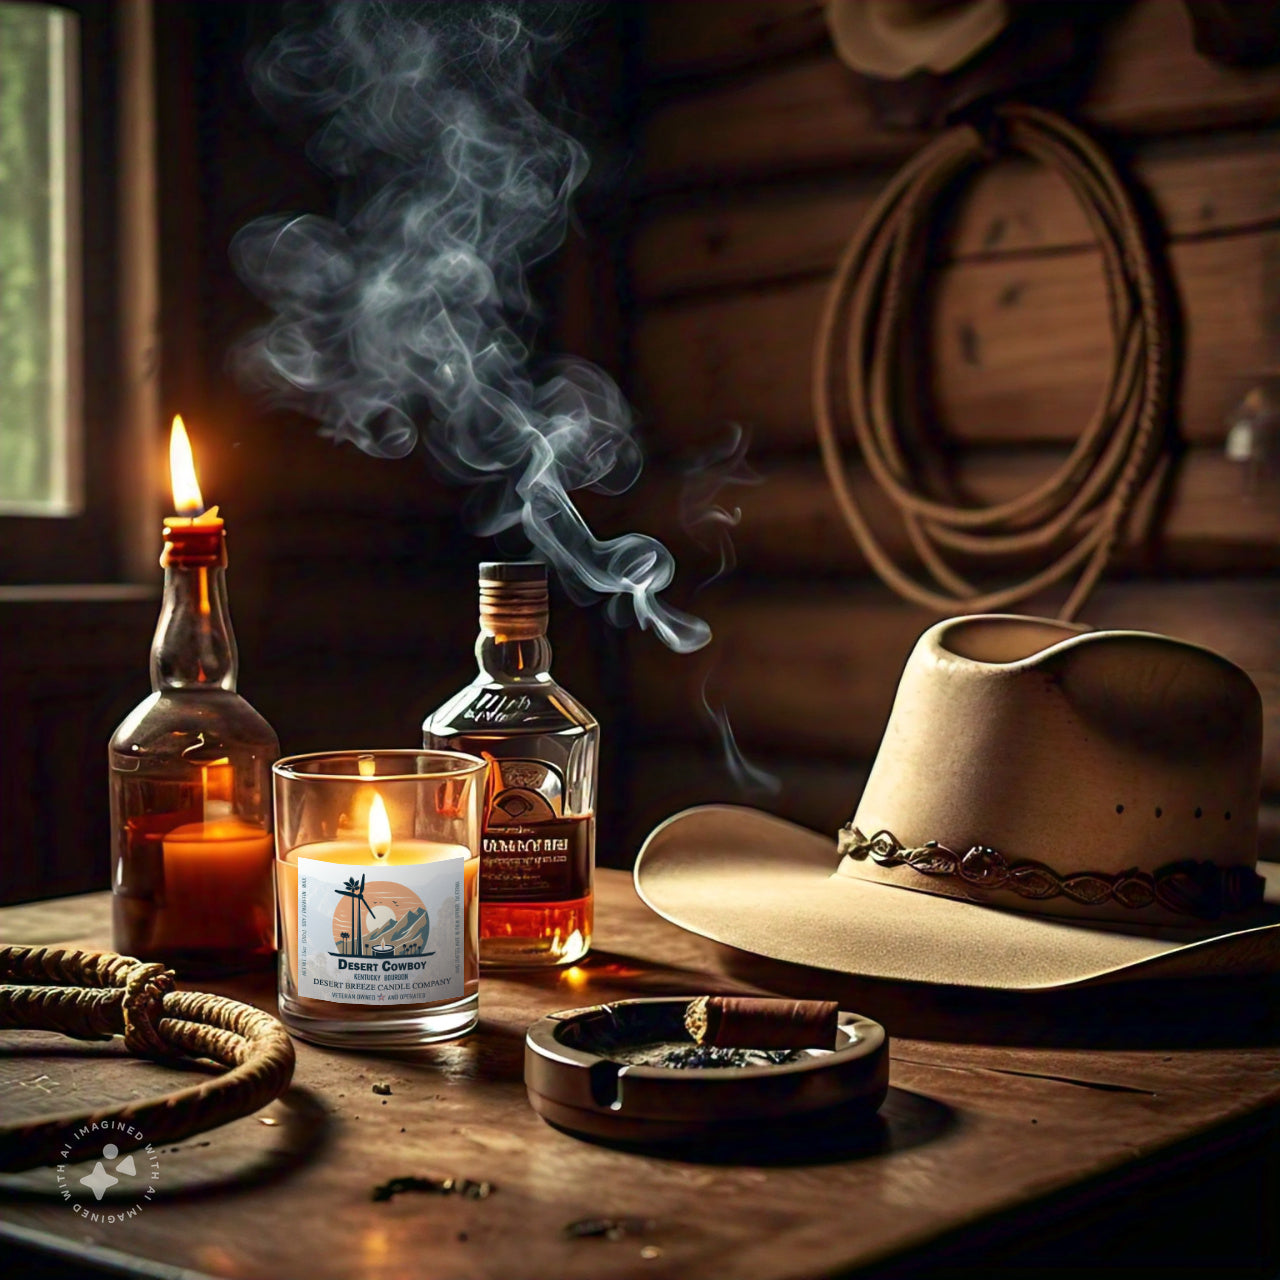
0, 1, 80, 516
0, 0, 157, 587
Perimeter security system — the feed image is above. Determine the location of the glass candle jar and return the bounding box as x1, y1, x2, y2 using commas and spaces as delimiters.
273, 750, 485, 1048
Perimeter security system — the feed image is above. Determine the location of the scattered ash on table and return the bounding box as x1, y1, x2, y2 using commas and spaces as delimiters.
371, 1175, 495, 1202
607, 1042, 806, 1069
564, 1216, 655, 1240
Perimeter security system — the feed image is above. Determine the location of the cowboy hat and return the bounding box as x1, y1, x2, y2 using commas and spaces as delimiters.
825, 0, 1010, 79
635, 616, 1280, 990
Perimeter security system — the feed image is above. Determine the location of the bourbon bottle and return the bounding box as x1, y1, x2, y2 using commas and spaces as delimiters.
424, 562, 597, 966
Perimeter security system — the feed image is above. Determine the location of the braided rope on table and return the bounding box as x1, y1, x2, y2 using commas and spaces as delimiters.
0, 946, 296, 1172
813, 103, 1173, 620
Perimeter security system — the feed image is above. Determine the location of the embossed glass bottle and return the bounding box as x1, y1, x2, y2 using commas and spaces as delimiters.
424, 562, 598, 966
108, 502, 278, 976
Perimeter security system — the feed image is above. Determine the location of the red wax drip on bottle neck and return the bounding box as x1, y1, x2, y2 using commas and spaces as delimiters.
161, 519, 227, 568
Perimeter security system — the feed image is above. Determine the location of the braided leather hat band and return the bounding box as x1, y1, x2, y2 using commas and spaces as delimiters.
839, 825, 1266, 924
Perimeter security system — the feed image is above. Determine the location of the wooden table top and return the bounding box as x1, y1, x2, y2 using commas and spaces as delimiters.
1, 871, 1278, 1280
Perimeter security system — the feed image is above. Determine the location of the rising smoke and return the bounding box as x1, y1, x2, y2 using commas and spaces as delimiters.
231, 1, 709, 652
680, 424, 764, 592
679, 425, 780, 794
700, 681, 782, 798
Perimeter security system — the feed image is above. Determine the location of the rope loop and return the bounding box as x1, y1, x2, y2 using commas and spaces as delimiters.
812, 103, 1173, 620
121, 960, 176, 1058
0, 945, 295, 1172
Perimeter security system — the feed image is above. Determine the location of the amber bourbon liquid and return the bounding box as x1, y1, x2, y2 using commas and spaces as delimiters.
424, 562, 599, 967
447, 735, 594, 960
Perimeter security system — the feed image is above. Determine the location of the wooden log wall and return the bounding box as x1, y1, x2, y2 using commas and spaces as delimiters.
617, 0, 1280, 853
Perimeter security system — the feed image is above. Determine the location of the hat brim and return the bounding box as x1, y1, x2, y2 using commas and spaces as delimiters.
634, 806, 1280, 991
826, 0, 1010, 79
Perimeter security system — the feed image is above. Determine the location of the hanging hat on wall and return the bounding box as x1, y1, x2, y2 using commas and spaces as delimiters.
825, 0, 1011, 78
635, 615, 1280, 991
824, 0, 1110, 130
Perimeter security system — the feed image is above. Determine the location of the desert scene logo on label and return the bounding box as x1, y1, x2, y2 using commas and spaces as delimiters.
329, 873, 432, 959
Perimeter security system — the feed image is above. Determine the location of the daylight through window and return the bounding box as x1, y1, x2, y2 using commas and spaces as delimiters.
0, 2, 79, 515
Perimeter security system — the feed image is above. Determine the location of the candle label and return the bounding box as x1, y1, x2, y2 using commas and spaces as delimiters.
296, 857, 464, 1004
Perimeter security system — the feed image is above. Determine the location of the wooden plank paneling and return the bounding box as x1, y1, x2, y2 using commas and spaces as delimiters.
618, 449, 1280, 579
642, 0, 827, 79
633, 133, 1280, 302
1077, 0, 1280, 134
643, 1, 1280, 185
0, 598, 161, 904
630, 580, 1280, 792
621, 746, 868, 858
645, 54, 904, 186
633, 588, 940, 757
632, 229, 1280, 452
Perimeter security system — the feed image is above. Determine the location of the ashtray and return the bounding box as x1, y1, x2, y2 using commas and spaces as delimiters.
524, 996, 888, 1145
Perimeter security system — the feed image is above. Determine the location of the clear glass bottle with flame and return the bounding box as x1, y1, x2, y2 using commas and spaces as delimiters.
423, 561, 597, 966
108, 419, 278, 976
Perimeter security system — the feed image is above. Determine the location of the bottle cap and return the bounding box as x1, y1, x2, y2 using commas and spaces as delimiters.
479, 561, 548, 583
479, 561, 549, 639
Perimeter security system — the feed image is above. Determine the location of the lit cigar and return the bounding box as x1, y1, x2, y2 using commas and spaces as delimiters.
684, 995, 839, 1050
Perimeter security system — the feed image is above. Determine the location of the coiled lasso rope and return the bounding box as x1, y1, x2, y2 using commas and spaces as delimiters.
0, 946, 295, 1171
812, 103, 1173, 619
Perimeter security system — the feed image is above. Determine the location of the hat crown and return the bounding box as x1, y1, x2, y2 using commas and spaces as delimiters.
848, 615, 1263, 926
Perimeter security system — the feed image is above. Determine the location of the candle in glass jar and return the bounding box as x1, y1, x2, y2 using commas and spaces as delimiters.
273, 752, 484, 1047
275, 785, 480, 1041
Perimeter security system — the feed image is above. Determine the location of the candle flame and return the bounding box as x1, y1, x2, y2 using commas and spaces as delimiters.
169, 415, 205, 514
368, 792, 391, 860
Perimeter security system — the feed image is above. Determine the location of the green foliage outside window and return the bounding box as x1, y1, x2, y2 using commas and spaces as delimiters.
0, 3, 73, 513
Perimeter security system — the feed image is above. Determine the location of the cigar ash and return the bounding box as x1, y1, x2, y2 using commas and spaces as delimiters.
607, 1042, 815, 1069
